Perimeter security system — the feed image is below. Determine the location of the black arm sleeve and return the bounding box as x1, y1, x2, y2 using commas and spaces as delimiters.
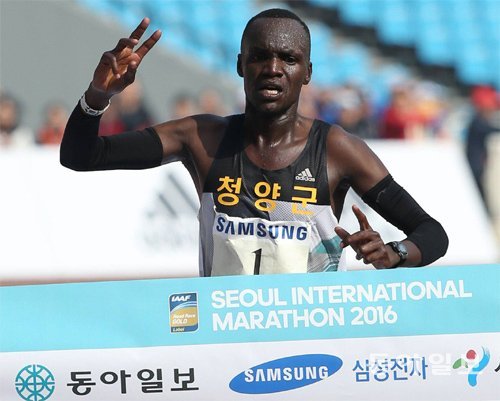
60, 104, 163, 171
361, 175, 449, 266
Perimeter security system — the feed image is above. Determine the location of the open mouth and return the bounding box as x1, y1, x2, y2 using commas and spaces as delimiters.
258, 83, 283, 99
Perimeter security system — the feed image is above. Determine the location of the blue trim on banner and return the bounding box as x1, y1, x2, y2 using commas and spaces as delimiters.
1, 265, 499, 352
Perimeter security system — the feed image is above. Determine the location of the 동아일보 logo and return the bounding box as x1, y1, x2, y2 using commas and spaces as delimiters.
15, 364, 55, 401
452, 346, 490, 387
229, 354, 343, 394
169, 292, 199, 333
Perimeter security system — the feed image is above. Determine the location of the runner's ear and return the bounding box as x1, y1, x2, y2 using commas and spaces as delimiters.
303, 62, 312, 85
237, 54, 243, 78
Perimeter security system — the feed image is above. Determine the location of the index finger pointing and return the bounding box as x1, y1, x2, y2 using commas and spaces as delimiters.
352, 204, 372, 230
129, 17, 150, 41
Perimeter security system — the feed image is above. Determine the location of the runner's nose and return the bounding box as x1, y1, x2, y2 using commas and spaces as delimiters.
262, 57, 283, 77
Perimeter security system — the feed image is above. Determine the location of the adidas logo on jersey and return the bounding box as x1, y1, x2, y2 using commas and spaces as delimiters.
295, 168, 316, 182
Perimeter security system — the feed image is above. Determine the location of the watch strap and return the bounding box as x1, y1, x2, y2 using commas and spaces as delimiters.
388, 241, 408, 268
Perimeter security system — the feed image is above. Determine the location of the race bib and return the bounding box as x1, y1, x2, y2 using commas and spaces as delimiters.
211, 213, 311, 276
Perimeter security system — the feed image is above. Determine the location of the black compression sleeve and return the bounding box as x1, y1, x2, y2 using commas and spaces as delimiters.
361, 175, 449, 266
60, 104, 163, 171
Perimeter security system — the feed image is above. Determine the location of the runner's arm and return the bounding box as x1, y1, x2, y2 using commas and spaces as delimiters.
60, 105, 165, 171
331, 128, 448, 267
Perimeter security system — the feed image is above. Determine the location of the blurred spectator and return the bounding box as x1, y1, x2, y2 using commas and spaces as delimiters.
36, 102, 68, 145
98, 102, 125, 136
412, 81, 450, 139
298, 85, 319, 119
198, 88, 227, 115
333, 84, 377, 139
116, 81, 154, 131
316, 88, 337, 124
170, 93, 198, 119
0, 92, 34, 147
379, 84, 425, 139
465, 85, 500, 206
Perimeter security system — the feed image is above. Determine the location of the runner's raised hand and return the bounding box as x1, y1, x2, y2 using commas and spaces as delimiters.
86, 18, 161, 108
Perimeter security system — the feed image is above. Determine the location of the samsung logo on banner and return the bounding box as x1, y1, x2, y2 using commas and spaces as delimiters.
229, 354, 342, 394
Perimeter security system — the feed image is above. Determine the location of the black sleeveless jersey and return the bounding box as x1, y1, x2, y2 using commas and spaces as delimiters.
198, 114, 345, 277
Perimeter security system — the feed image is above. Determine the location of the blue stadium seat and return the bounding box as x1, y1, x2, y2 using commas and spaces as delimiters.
77, 0, 499, 90
366, 63, 410, 111
411, 0, 445, 25
455, 40, 495, 85
337, 0, 375, 26
309, 23, 338, 85
309, 0, 338, 8
415, 23, 454, 66
154, 1, 186, 32
447, 0, 477, 25
334, 43, 370, 83
376, 0, 414, 46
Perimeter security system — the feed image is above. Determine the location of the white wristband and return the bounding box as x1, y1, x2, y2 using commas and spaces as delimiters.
79, 93, 111, 116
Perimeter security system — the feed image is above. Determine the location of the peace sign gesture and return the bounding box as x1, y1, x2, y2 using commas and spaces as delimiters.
86, 18, 161, 108
335, 205, 397, 269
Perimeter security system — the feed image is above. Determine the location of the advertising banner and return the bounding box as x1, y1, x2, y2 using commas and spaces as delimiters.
1, 265, 499, 400
1, 144, 498, 285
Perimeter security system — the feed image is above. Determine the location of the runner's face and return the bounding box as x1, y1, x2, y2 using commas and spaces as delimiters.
239, 18, 311, 116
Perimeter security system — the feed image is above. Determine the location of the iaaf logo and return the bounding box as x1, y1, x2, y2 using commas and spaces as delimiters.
229, 354, 342, 394
170, 294, 192, 302
169, 292, 199, 333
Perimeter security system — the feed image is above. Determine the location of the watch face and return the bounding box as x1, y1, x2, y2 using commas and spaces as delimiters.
396, 242, 408, 258
390, 241, 408, 260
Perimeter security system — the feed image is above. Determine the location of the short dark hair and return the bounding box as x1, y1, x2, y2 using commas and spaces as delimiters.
241, 8, 311, 57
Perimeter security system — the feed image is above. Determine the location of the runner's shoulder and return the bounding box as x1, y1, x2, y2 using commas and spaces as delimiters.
324, 123, 379, 178
193, 113, 238, 138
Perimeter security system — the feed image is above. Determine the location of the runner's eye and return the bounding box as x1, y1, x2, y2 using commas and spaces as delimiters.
249, 54, 265, 62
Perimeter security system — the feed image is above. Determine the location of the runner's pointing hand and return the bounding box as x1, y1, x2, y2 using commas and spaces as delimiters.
335, 205, 396, 269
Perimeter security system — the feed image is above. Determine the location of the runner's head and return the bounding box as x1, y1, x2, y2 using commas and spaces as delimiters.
240, 9, 311, 61
238, 9, 313, 116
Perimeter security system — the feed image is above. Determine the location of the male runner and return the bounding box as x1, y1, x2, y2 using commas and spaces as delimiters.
61, 9, 448, 277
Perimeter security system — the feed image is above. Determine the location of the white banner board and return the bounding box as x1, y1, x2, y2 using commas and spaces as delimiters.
0, 141, 497, 284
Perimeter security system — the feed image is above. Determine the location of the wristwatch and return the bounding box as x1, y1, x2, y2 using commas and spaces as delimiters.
388, 241, 408, 268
